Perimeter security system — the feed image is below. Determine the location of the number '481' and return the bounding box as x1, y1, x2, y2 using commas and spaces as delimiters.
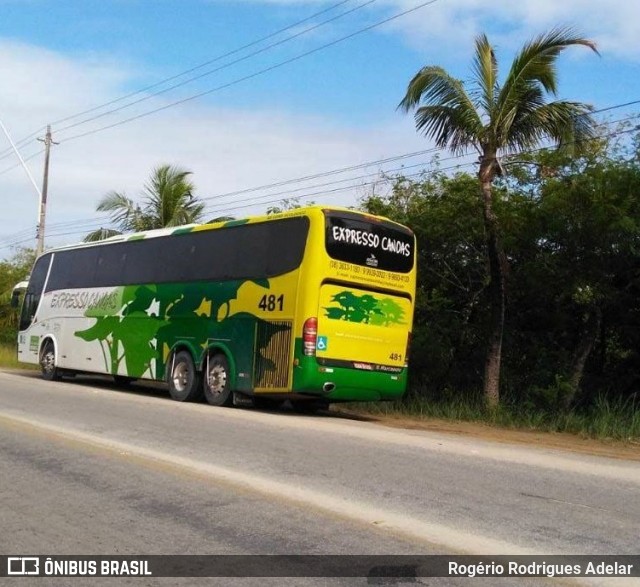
258, 294, 284, 312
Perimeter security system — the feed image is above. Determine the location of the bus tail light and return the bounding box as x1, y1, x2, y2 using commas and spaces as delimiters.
303, 317, 318, 356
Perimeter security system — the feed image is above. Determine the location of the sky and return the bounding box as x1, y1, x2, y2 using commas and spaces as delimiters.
0, 0, 639, 258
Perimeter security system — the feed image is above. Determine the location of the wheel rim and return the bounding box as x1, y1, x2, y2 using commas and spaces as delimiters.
207, 364, 227, 396
41, 348, 55, 375
172, 362, 190, 392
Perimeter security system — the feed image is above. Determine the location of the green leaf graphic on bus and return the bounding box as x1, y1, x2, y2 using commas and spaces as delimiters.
74, 278, 272, 379
324, 290, 405, 325
75, 285, 166, 378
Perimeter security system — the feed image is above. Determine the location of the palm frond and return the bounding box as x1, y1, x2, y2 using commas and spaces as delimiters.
506, 101, 596, 154
472, 33, 498, 115
505, 26, 597, 94
95, 191, 141, 232
89, 163, 204, 241
414, 105, 483, 155
495, 27, 598, 140
207, 216, 235, 223
488, 28, 598, 152
83, 228, 122, 242
399, 66, 483, 154
141, 164, 200, 228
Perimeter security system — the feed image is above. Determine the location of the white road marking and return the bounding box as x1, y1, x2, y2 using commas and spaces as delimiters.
0, 410, 537, 556
2, 370, 638, 485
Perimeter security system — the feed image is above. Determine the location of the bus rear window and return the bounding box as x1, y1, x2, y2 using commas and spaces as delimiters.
324, 211, 414, 273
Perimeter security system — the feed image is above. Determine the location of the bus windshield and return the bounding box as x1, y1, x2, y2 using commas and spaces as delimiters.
324, 210, 414, 273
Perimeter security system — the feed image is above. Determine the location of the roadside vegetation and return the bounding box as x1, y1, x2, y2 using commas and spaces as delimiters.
352, 28, 640, 441
0, 28, 639, 441
0, 343, 17, 368
344, 394, 640, 441
397, 27, 599, 407
355, 124, 640, 442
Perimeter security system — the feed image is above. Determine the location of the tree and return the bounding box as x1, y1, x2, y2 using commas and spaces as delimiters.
362, 171, 489, 395
85, 164, 204, 241
398, 28, 598, 406
505, 126, 640, 407
266, 197, 313, 215
0, 247, 35, 344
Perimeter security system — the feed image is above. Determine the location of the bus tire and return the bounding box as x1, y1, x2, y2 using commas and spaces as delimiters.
40, 340, 60, 381
167, 351, 202, 402
203, 353, 233, 407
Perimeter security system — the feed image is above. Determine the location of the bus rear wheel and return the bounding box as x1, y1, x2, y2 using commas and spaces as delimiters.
167, 351, 202, 402
203, 354, 233, 407
40, 341, 60, 381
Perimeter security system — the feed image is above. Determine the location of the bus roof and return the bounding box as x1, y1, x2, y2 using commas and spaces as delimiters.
39, 205, 411, 256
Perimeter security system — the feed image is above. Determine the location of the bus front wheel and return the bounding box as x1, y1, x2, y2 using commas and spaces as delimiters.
40, 341, 60, 381
167, 351, 203, 402
203, 354, 232, 407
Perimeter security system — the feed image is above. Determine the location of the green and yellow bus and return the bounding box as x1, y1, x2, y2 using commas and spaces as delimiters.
16, 206, 416, 408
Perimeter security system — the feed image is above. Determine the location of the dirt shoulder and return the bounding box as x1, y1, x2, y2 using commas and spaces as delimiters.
333, 409, 640, 462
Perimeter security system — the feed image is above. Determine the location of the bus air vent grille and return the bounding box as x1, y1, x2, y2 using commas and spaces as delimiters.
254, 320, 292, 389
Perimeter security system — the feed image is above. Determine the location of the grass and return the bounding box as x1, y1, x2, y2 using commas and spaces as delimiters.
345, 392, 640, 441
0, 342, 38, 370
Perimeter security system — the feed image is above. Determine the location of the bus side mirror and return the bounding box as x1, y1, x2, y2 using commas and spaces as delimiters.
10, 290, 21, 308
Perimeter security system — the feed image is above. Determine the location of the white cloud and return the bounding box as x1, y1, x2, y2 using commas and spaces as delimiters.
242, 0, 640, 61
390, 0, 640, 61
0, 40, 428, 257
5, 0, 630, 258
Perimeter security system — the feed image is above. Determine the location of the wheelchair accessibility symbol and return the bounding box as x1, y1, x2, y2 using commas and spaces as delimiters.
316, 336, 328, 351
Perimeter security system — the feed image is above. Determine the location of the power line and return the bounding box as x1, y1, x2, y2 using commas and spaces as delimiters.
0, 147, 443, 241
51, 0, 356, 128
201, 153, 473, 214
191, 111, 640, 211
0, 0, 358, 160
0, 128, 46, 162
206, 125, 640, 218
0, 148, 444, 245
203, 158, 478, 218
200, 147, 443, 203
0, 137, 45, 164
205, 114, 640, 217
2, 109, 637, 246
586, 99, 640, 116
59, 0, 442, 143
0, 215, 110, 244
0, 149, 43, 177
1, 104, 638, 251
55, 0, 378, 135
39, 117, 640, 239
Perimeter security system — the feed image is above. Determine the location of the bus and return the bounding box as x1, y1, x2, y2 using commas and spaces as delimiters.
16, 206, 416, 409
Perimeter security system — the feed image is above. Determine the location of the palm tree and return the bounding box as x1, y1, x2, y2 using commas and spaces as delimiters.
399, 27, 598, 406
85, 164, 204, 241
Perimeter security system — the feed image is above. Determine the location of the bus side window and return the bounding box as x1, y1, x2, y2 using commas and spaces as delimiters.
19, 292, 35, 327
10, 290, 22, 308
19, 254, 52, 331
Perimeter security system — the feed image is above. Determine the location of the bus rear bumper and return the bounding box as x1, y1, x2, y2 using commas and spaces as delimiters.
293, 359, 408, 402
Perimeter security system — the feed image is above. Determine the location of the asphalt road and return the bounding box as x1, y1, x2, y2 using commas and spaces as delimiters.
0, 370, 638, 585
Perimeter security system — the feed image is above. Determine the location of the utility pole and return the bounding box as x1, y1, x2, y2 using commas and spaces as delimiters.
36, 125, 58, 257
